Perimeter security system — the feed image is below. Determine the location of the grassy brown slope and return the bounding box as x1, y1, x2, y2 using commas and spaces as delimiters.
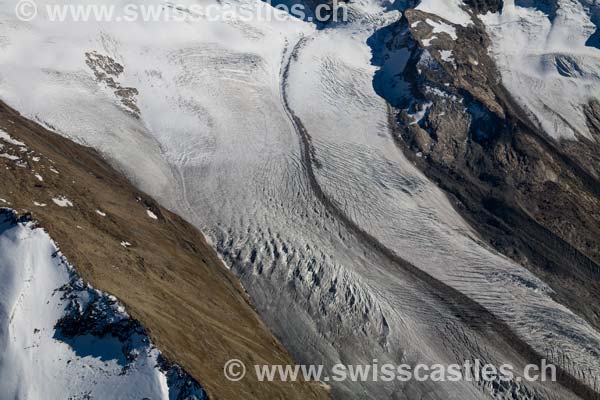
0, 101, 329, 400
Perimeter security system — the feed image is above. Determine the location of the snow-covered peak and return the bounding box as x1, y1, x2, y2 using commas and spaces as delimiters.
416, 0, 473, 26
0, 209, 206, 400
481, 0, 600, 141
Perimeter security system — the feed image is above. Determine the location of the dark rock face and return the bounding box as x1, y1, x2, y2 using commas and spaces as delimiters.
157, 356, 209, 400
370, 3, 600, 355
584, 99, 600, 138
463, 0, 503, 14
53, 258, 207, 400
515, 0, 559, 21
85, 51, 140, 118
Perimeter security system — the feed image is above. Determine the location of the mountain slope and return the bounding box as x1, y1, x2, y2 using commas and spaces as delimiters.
0, 101, 328, 400
0, 209, 207, 399
1, 0, 600, 398
372, 0, 600, 393
374, 0, 600, 323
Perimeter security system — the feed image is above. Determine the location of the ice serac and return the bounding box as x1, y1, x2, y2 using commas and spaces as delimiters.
0, 209, 206, 400
0, 0, 600, 399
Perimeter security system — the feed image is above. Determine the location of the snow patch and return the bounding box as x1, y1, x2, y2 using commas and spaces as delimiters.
146, 209, 158, 220
52, 196, 73, 207
417, 0, 472, 26
0, 129, 26, 147
408, 102, 433, 125
425, 18, 458, 40
439, 49, 457, 67
422, 36, 437, 46
0, 153, 20, 161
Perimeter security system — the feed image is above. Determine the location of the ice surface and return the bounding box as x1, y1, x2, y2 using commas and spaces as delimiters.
0, 0, 598, 397
286, 8, 600, 386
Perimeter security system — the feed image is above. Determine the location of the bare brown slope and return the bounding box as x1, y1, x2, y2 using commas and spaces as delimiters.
0, 101, 329, 400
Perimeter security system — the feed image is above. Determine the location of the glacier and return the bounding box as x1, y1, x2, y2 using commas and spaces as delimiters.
0, 0, 599, 398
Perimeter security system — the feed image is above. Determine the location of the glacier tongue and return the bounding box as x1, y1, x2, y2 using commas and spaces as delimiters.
0, 209, 206, 400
